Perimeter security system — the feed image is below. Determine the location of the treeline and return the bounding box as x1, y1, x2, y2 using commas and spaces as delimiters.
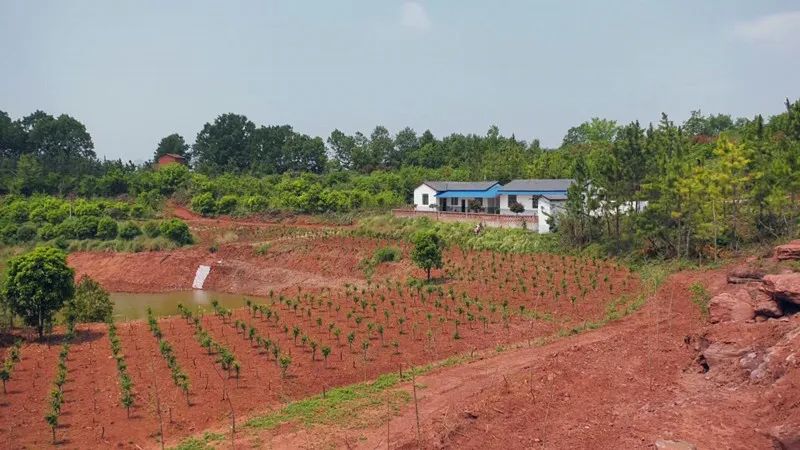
3, 100, 800, 260
558, 100, 800, 259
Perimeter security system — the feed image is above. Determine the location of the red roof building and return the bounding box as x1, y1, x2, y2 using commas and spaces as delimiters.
156, 153, 187, 169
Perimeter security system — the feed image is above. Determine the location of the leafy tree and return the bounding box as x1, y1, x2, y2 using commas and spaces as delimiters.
193, 113, 256, 175
118, 222, 142, 240
327, 129, 356, 170
153, 133, 190, 163
159, 219, 193, 245
411, 230, 443, 281
562, 118, 618, 147
96, 217, 118, 240
65, 275, 113, 323
3, 246, 74, 337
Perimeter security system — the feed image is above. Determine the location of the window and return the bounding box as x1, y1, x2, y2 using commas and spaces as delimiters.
422, 193, 429, 205
532, 196, 539, 208
450, 197, 459, 206
507, 195, 517, 205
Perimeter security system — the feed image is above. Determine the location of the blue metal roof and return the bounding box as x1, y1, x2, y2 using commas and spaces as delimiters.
499, 190, 567, 196
435, 185, 501, 198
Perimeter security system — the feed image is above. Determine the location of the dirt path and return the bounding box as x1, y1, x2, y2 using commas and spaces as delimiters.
253, 266, 785, 449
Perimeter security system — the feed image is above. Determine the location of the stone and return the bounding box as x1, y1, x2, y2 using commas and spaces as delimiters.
774, 240, 800, 260
654, 439, 697, 450
727, 265, 766, 284
754, 298, 783, 318
761, 273, 800, 305
767, 424, 800, 449
703, 342, 751, 369
708, 293, 755, 323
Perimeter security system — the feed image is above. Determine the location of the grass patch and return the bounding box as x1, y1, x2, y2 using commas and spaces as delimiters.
689, 282, 711, 318
244, 354, 470, 431
172, 431, 226, 450
359, 245, 402, 278
253, 242, 271, 255
355, 215, 561, 254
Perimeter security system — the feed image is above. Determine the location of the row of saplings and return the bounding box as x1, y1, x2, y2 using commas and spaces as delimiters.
0, 246, 119, 444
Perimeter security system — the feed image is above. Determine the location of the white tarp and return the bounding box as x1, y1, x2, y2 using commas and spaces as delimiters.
192, 265, 211, 289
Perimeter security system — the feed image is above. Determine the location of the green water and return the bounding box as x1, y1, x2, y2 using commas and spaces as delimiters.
110, 290, 266, 321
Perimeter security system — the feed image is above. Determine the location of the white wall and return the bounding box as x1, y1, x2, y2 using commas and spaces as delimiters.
537, 199, 566, 233
499, 194, 538, 216
413, 184, 439, 211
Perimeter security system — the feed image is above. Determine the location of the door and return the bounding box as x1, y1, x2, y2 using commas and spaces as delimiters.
461, 199, 466, 212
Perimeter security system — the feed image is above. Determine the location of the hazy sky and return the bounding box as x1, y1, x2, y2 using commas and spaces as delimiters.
2, 1, 799, 162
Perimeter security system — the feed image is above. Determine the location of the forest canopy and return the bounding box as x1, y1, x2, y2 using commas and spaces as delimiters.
1, 99, 799, 259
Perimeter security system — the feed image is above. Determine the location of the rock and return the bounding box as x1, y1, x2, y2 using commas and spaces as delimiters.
761, 273, 800, 305
708, 293, 755, 323
727, 265, 766, 284
702, 342, 751, 369
774, 240, 800, 260
767, 424, 800, 449
654, 439, 697, 450
754, 298, 784, 318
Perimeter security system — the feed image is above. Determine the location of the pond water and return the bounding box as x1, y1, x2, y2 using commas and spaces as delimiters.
110, 290, 267, 321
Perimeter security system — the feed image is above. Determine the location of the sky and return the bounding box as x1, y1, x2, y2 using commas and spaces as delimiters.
1, 1, 799, 162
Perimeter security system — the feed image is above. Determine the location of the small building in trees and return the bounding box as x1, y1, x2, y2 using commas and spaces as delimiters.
498, 179, 573, 233
413, 181, 501, 213
156, 153, 187, 169
408, 178, 574, 233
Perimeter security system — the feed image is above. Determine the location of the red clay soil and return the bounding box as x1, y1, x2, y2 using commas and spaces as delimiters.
253, 266, 799, 450
4, 231, 642, 449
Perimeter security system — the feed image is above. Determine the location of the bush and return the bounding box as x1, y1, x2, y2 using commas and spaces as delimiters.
190, 192, 216, 216
96, 217, 118, 240
373, 246, 401, 263
76, 216, 99, 239
38, 223, 58, 241
142, 221, 161, 238
0, 223, 17, 243
216, 195, 239, 215
15, 222, 38, 242
243, 195, 269, 213
159, 219, 193, 245
118, 222, 142, 240
65, 276, 113, 323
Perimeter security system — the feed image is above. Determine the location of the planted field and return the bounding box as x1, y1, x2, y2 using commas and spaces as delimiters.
0, 231, 641, 448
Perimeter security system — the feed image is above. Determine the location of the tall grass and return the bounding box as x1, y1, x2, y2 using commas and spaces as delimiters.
355, 215, 561, 254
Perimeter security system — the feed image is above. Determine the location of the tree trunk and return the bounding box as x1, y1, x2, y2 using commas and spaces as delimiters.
426, 268, 431, 281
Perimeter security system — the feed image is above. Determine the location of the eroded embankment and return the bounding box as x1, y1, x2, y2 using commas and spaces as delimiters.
67, 243, 369, 296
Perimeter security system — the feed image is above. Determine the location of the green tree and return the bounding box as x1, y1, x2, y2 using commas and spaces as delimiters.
65, 275, 113, 323
411, 230, 443, 281
154, 133, 190, 164
192, 113, 256, 175
3, 247, 74, 338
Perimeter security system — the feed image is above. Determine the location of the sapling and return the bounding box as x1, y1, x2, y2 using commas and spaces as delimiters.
279, 354, 292, 379
321, 346, 331, 367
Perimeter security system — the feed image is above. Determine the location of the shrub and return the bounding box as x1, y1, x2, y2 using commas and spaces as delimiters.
373, 246, 401, 263
65, 275, 114, 323
96, 217, 119, 240
142, 220, 161, 238
0, 223, 18, 243
15, 222, 37, 242
243, 195, 269, 213
190, 192, 217, 216
159, 219, 193, 245
38, 223, 58, 241
216, 195, 239, 215
118, 222, 142, 240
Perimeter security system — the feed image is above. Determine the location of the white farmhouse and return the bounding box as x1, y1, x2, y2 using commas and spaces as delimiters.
408, 178, 574, 233
413, 181, 501, 213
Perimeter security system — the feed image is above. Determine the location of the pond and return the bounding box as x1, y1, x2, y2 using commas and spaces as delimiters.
110, 290, 266, 321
